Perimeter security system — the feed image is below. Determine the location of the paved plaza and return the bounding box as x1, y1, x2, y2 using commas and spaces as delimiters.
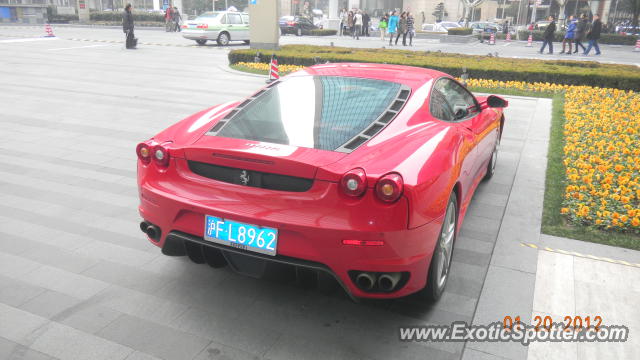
0, 26, 639, 360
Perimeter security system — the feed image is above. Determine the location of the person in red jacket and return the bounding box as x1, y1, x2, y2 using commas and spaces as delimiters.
165, 5, 173, 32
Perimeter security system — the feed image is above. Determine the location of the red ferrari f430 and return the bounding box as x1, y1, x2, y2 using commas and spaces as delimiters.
136, 63, 507, 301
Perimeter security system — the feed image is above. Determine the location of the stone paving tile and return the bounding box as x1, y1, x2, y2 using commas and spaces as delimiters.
0, 336, 55, 360
31, 322, 133, 360
0, 303, 49, 346
193, 342, 261, 360
19, 290, 83, 320
0, 275, 46, 308
97, 315, 211, 360
20, 265, 110, 300
80, 260, 169, 294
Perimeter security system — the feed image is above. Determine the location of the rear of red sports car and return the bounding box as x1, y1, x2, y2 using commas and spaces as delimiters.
137, 64, 473, 300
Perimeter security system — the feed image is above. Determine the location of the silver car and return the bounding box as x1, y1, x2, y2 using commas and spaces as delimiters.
182, 11, 250, 46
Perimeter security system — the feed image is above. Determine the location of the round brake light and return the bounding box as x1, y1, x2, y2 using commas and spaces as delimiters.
340, 168, 367, 197
136, 143, 151, 165
152, 145, 170, 168
375, 173, 403, 203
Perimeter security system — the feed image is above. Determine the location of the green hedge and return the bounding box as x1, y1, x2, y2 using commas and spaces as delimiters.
90, 11, 164, 22
49, 14, 78, 23
310, 29, 337, 36
448, 27, 472, 35
229, 45, 640, 90
517, 30, 638, 45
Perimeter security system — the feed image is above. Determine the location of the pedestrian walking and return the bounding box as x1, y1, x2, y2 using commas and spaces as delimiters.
379, 14, 388, 41
395, 12, 407, 46
503, 20, 509, 35
172, 6, 181, 32
363, 11, 370, 36
573, 14, 588, 53
406, 12, 415, 46
388, 11, 398, 46
164, 5, 172, 32
347, 11, 354, 37
560, 15, 575, 54
339, 8, 347, 36
583, 14, 602, 55
538, 15, 556, 54
123, 3, 136, 49
353, 11, 362, 40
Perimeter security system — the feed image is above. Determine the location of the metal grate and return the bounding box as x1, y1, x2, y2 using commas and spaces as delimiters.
188, 161, 313, 192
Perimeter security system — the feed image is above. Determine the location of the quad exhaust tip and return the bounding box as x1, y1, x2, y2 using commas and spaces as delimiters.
140, 221, 161, 241
352, 271, 406, 293
378, 272, 402, 292
355, 272, 377, 291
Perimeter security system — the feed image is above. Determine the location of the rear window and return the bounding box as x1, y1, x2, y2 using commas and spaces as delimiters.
196, 12, 221, 20
209, 76, 407, 151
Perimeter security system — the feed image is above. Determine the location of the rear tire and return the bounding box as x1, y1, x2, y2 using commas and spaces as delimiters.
217, 32, 230, 46
484, 129, 500, 180
420, 192, 457, 302
195, 39, 207, 45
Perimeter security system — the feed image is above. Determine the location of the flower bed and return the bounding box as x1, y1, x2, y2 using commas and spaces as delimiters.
465, 79, 640, 233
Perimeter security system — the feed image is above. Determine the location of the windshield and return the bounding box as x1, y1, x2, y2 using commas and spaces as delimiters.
196, 12, 221, 20
212, 76, 403, 151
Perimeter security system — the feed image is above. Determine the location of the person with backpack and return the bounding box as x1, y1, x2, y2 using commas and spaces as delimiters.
379, 14, 388, 41
123, 3, 136, 49
538, 15, 556, 54
583, 14, 602, 55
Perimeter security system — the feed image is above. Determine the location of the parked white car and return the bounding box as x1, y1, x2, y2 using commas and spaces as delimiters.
422, 21, 461, 33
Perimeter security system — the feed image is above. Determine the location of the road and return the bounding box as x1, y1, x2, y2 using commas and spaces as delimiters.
0, 25, 638, 66
0, 25, 638, 360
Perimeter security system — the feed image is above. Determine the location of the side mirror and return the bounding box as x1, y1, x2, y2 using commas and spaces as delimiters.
487, 95, 508, 108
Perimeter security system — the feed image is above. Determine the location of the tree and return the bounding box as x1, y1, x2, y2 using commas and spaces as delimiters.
432, 2, 448, 22
460, 0, 487, 26
620, 0, 640, 30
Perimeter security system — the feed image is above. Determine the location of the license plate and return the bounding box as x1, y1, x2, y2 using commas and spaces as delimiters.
204, 215, 278, 256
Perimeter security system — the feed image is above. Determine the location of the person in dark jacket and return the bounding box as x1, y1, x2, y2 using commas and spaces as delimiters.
560, 15, 575, 54
573, 14, 588, 53
583, 14, 602, 55
362, 11, 370, 36
395, 12, 407, 46
123, 3, 136, 49
538, 15, 556, 54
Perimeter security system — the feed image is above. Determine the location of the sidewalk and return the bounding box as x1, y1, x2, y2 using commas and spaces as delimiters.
464, 95, 640, 359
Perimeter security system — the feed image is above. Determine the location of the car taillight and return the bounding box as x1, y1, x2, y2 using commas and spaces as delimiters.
340, 168, 367, 197
287, 21, 296, 26
152, 145, 170, 168
136, 142, 151, 165
375, 173, 403, 203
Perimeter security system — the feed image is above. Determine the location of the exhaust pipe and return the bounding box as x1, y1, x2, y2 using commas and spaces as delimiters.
378, 272, 402, 292
355, 272, 377, 291
139, 221, 149, 234
146, 224, 161, 241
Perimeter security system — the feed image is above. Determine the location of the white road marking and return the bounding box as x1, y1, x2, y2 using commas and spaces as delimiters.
0, 37, 59, 43
48, 44, 113, 51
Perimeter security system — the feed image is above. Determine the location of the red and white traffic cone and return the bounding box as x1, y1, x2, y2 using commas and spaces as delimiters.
506, 32, 511, 42
634, 39, 640, 52
44, 23, 55, 37
526, 34, 533, 47
489, 32, 495, 45
267, 54, 279, 83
